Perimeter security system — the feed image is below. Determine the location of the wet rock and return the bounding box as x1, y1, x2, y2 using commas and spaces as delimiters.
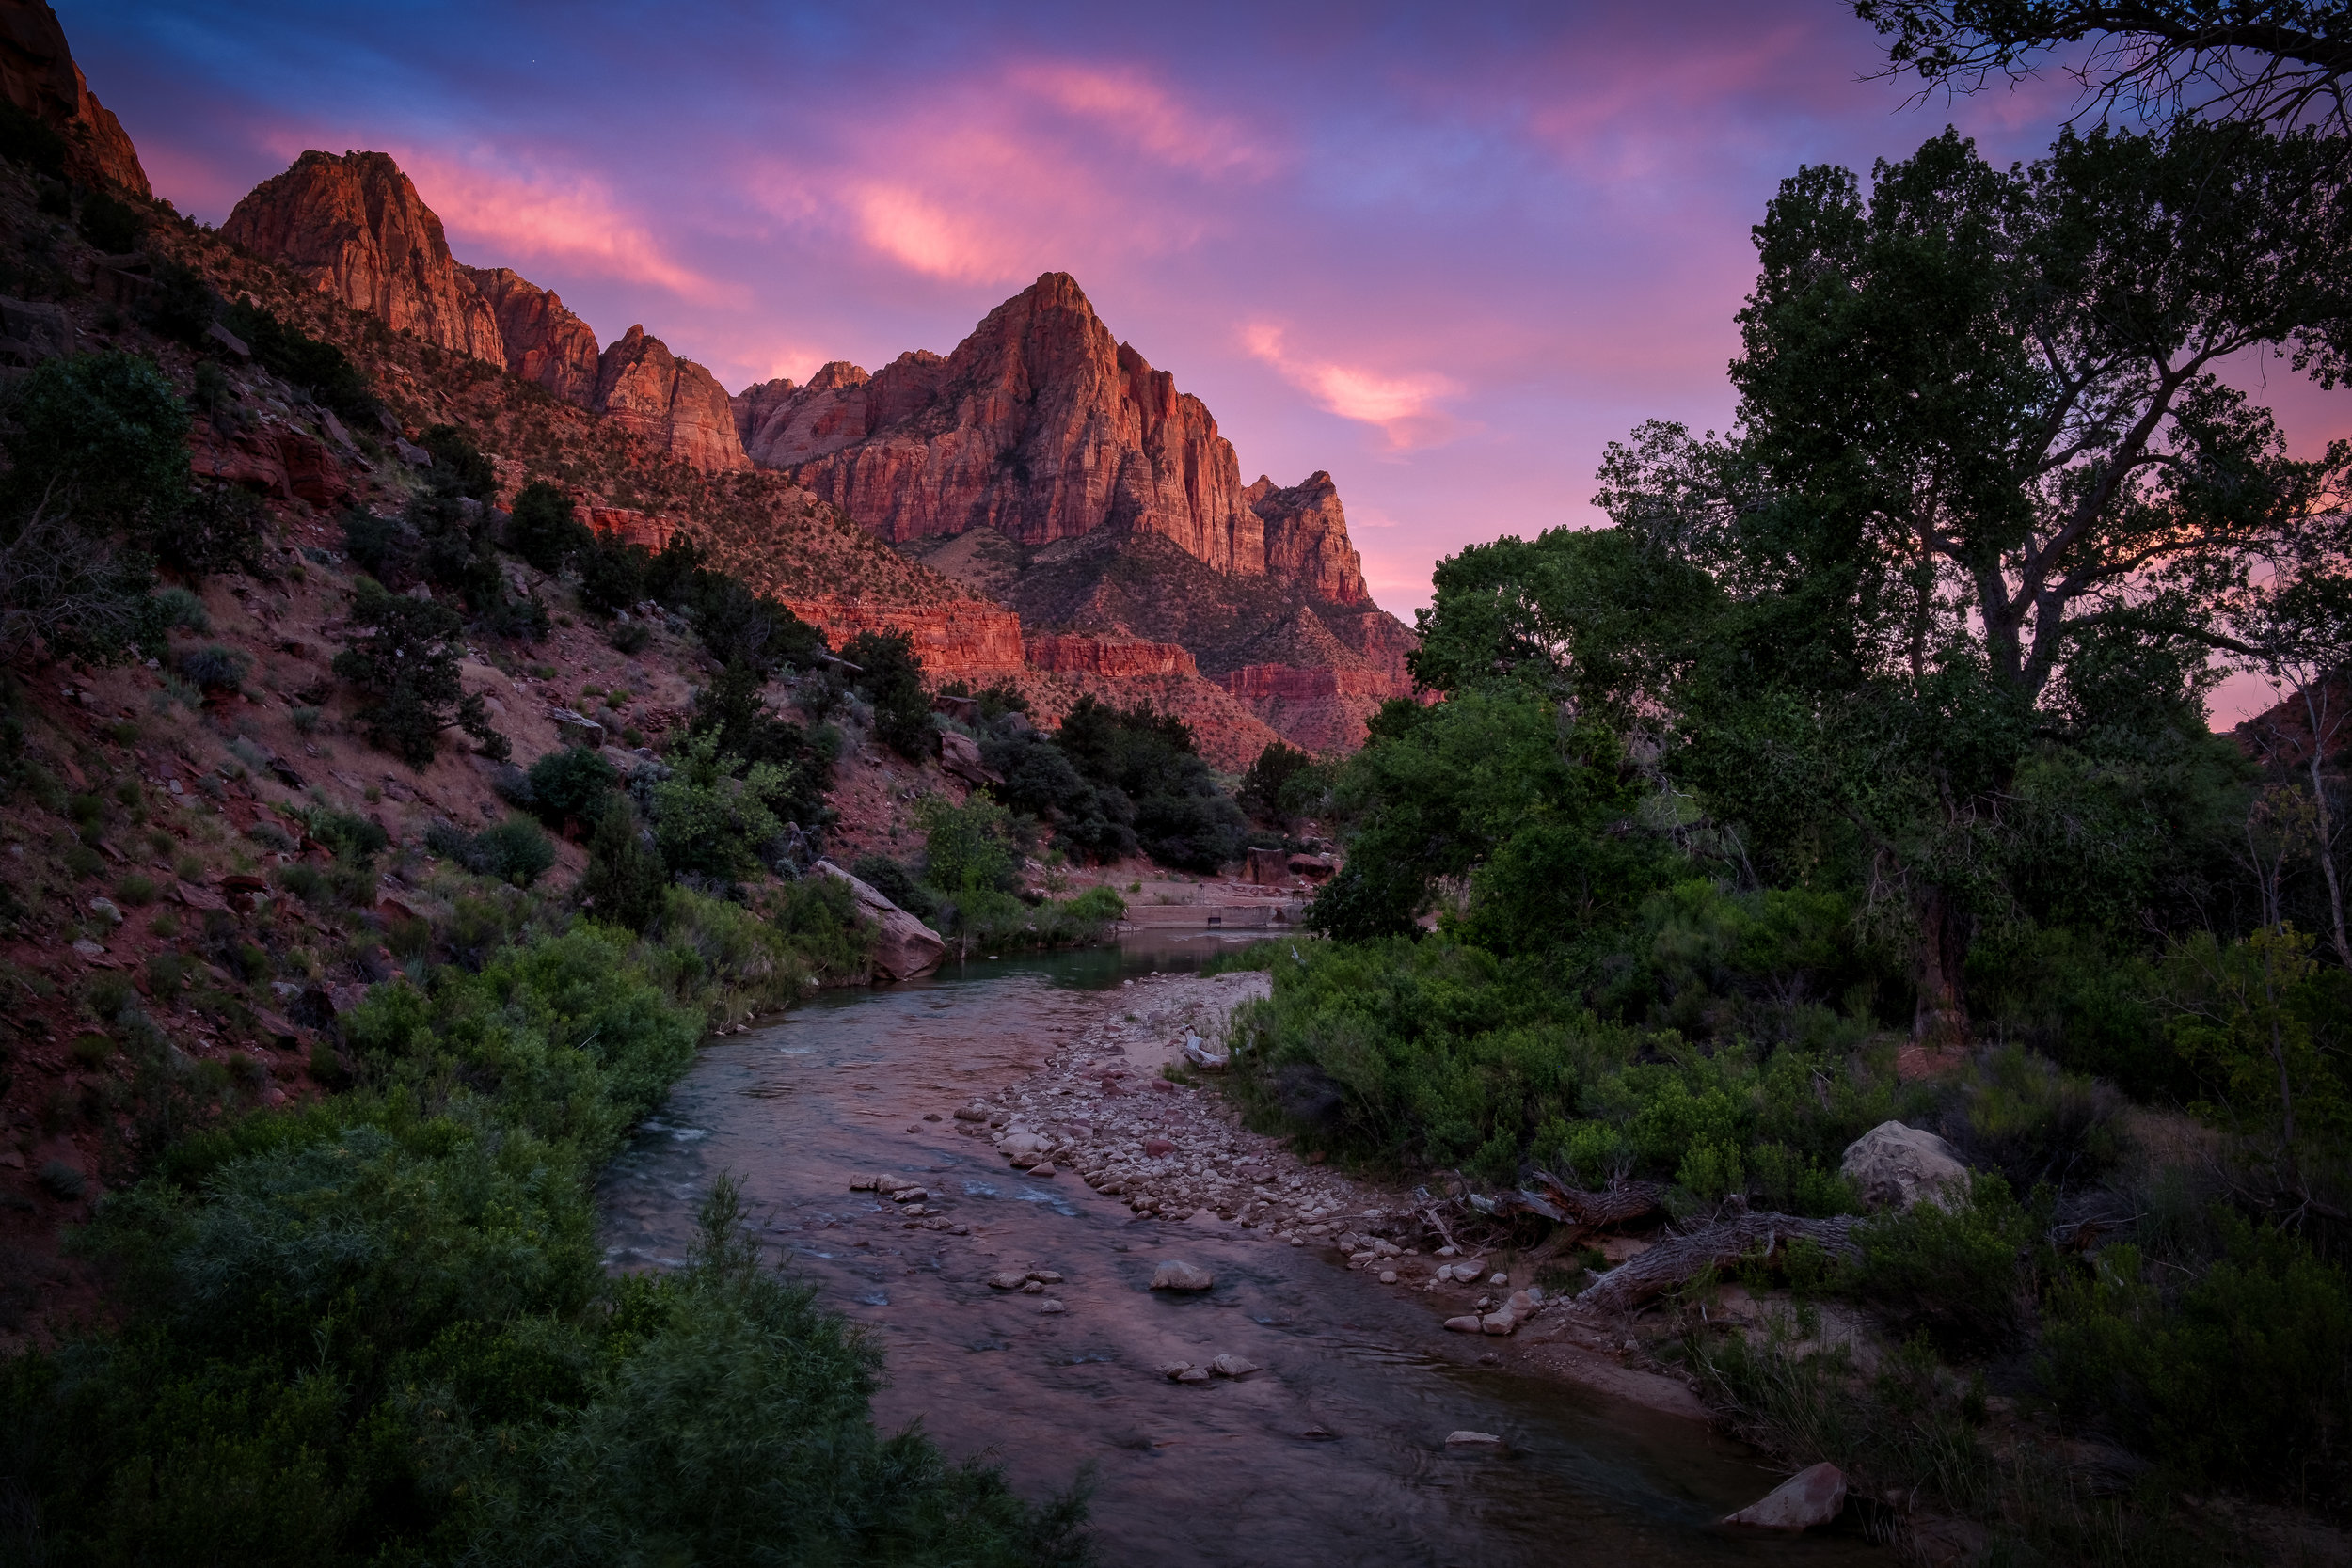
1020, 1280, 1044, 1293
1724, 1462, 1846, 1531
1150, 1260, 1214, 1291
1840, 1121, 1969, 1212
1028, 1270, 1063, 1284
953, 1106, 988, 1121
1443, 1315, 1484, 1334
986, 1271, 1027, 1291
1156, 1360, 1195, 1379
1174, 1366, 1212, 1384
1040, 1298, 1066, 1313
1030, 1163, 1057, 1178
1379, 1270, 1398, 1284
1209, 1354, 1258, 1377
1445, 1431, 1502, 1447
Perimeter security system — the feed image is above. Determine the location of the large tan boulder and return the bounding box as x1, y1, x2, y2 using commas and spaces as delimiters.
1840, 1121, 1969, 1212
811, 860, 944, 982
1724, 1461, 1846, 1530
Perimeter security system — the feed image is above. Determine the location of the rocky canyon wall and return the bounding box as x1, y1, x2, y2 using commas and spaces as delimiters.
0, 0, 146, 194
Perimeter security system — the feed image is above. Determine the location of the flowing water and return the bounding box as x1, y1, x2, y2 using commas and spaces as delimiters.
598, 938, 1884, 1567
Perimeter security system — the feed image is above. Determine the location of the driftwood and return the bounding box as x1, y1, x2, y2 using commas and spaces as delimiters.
1572, 1212, 1860, 1316
1531, 1174, 1669, 1235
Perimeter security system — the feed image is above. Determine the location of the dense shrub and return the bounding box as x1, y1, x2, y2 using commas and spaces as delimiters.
1852, 1174, 2035, 1350
768, 875, 882, 985
580, 798, 666, 933
331, 578, 508, 766
647, 732, 797, 879
1047, 697, 1246, 872
217, 300, 382, 426
426, 816, 557, 886
76, 190, 143, 252
850, 852, 938, 921
505, 480, 590, 573
1239, 739, 1314, 822
2040, 1218, 2352, 1507
174, 642, 248, 693
841, 628, 932, 761
525, 745, 621, 827
420, 422, 496, 499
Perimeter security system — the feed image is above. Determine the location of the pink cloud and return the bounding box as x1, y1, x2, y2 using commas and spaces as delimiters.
1242, 323, 1463, 450
388, 147, 730, 306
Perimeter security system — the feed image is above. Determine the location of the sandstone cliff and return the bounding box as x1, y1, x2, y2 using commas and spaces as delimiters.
1023, 632, 1198, 679
223, 151, 506, 367
462, 265, 599, 405
596, 325, 749, 472
0, 0, 146, 194
766, 273, 1294, 580
1247, 471, 1367, 607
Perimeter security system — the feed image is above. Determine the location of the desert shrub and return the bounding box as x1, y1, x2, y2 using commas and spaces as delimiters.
143, 258, 218, 346
246, 818, 296, 853
685, 660, 832, 834
301, 805, 389, 867
112, 872, 154, 907
646, 885, 810, 1022
425, 817, 557, 886
580, 798, 667, 934
1044, 697, 1247, 871
419, 423, 495, 500
838, 628, 931, 760
576, 531, 648, 616
525, 745, 620, 826
768, 874, 880, 985
332, 578, 507, 766
147, 584, 208, 633
1852, 1173, 2034, 1350
76, 190, 143, 252
2040, 1218, 2352, 1506
914, 792, 1019, 900
175, 643, 248, 692
504, 480, 590, 574
609, 620, 650, 655
217, 300, 382, 425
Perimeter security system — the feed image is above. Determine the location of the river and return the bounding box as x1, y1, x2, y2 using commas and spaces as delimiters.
597, 937, 1884, 1567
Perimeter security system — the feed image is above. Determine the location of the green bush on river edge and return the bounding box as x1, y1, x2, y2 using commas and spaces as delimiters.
0, 890, 1092, 1566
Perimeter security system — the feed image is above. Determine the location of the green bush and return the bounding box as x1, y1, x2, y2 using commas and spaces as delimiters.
176, 643, 249, 692
769, 874, 880, 984
841, 628, 932, 761
425, 816, 557, 887
850, 852, 937, 920
1239, 739, 1314, 821
419, 423, 495, 500
580, 798, 666, 933
647, 732, 797, 880
505, 480, 590, 573
301, 805, 389, 867
1852, 1173, 2033, 1350
2040, 1218, 2352, 1506
525, 745, 620, 826
332, 578, 508, 766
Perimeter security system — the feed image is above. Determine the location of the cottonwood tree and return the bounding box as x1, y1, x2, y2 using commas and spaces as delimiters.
1573, 123, 2350, 1039
1855, 0, 2352, 135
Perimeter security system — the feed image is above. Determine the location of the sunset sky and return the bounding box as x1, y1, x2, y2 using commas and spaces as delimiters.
77, 0, 2349, 717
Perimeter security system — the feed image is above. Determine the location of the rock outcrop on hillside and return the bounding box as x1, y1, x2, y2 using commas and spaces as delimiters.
0, 0, 147, 194
596, 325, 749, 472
1248, 471, 1367, 608
462, 265, 600, 405
223, 152, 507, 367
1023, 633, 1198, 679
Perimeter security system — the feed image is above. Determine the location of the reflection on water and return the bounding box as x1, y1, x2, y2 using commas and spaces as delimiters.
598, 940, 1883, 1567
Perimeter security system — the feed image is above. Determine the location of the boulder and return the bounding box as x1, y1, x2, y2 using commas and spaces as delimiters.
1840, 1121, 1969, 1212
937, 728, 1001, 786
811, 860, 946, 981
1445, 1431, 1502, 1447
1208, 1354, 1258, 1377
0, 296, 73, 364
1149, 1260, 1214, 1292
549, 708, 605, 748
1722, 1461, 1846, 1531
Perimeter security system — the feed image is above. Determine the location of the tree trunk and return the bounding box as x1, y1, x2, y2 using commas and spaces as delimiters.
2299, 682, 2351, 973
1912, 882, 1971, 1047
1571, 1212, 1861, 1316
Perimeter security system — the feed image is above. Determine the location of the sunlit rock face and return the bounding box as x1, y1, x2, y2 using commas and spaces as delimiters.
223, 150, 507, 367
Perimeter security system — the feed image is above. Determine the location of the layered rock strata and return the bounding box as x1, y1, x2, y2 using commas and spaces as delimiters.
0, 0, 147, 193
222, 151, 506, 366
1021, 633, 1197, 679
595, 325, 749, 471
783, 597, 1026, 679
752, 273, 1368, 605
462, 265, 599, 404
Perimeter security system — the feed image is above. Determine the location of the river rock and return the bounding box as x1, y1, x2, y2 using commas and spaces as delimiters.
1209, 1354, 1258, 1377
1445, 1431, 1502, 1447
812, 860, 946, 980
1174, 1365, 1212, 1384
1840, 1121, 1969, 1212
1443, 1315, 1484, 1334
1723, 1462, 1847, 1530
1040, 1298, 1065, 1313
1150, 1260, 1214, 1291
986, 1271, 1027, 1291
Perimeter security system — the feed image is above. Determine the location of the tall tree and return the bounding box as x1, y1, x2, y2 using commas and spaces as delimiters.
1855, 0, 2352, 135
1585, 123, 2349, 1038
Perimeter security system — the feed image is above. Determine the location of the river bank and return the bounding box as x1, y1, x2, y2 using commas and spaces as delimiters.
598, 948, 1881, 1565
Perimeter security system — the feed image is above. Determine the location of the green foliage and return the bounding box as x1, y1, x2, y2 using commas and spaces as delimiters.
2163, 923, 2352, 1145
841, 628, 931, 761
421, 422, 495, 500
505, 480, 590, 574
580, 799, 667, 934
1853, 1173, 2033, 1349
849, 853, 937, 921
647, 731, 794, 880
217, 300, 382, 426
427, 816, 558, 887
1240, 740, 1314, 822
331, 578, 508, 767
1049, 696, 1245, 872
163, 483, 271, 582
526, 746, 620, 827
301, 805, 389, 867
685, 660, 832, 835
767, 875, 881, 986
2040, 1218, 2352, 1507
914, 792, 1018, 898
174, 642, 248, 692
143, 258, 217, 346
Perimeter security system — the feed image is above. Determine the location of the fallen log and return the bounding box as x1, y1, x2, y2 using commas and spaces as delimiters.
1572, 1212, 1860, 1316
1530, 1174, 1669, 1234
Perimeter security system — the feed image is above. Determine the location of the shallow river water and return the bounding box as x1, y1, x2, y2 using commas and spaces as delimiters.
598, 939, 1885, 1568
